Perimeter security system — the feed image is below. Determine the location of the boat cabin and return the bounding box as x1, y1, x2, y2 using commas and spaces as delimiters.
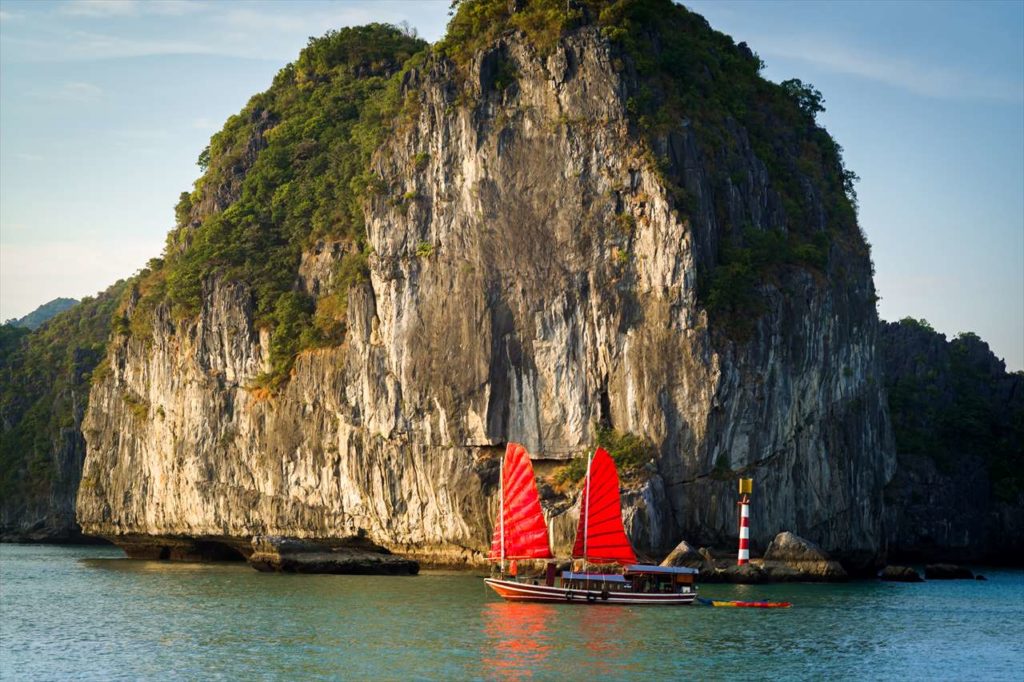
624, 564, 698, 594
559, 565, 698, 594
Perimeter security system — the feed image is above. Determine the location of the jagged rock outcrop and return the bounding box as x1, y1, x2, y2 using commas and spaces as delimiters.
699, 562, 767, 584
671, 532, 846, 582
76, 5, 893, 568
660, 539, 705, 569
761, 531, 847, 580
248, 535, 419, 574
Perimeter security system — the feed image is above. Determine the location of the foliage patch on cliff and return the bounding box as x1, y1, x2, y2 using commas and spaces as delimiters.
443, 0, 865, 339
553, 425, 656, 487
0, 281, 127, 519
123, 25, 426, 387
882, 318, 1024, 501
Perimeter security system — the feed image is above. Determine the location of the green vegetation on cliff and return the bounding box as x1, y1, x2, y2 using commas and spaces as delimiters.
883, 318, 1024, 501
0, 281, 128, 513
444, 0, 863, 339
599, 1, 860, 337
123, 24, 426, 387
121, 1, 863, 388
554, 424, 655, 486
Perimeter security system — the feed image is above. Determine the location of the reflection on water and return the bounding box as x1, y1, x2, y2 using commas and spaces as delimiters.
2, 545, 1023, 681
482, 603, 556, 677
482, 600, 642, 679
82, 557, 230, 573
571, 604, 640, 678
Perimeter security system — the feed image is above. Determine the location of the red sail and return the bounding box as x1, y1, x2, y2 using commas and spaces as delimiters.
571, 447, 638, 565
489, 443, 554, 560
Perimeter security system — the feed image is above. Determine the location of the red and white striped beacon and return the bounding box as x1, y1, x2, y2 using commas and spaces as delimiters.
737, 477, 753, 566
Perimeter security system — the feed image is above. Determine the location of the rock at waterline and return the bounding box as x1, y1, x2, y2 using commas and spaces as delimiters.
879, 565, 924, 582
764, 531, 830, 563
761, 531, 848, 581
248, 535, 419, 575
660, 540, 707, 569
924, 564, 974, 580
698, 563, 768, 584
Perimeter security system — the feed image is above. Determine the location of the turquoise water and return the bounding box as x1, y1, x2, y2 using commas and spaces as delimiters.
1, 544, 1022, 680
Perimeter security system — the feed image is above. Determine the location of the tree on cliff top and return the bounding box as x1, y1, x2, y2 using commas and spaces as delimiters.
124, 24, 427, 388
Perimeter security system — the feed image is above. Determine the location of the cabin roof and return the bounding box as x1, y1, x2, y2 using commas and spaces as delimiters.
625, 564, 700, 575
561, 572, 629, 583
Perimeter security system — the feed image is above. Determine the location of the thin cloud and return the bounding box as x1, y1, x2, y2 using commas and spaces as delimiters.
114, 129, 171, 140
145, 0, 207, 16
760, 36, 1024, 104
112, 129, 172, 153
61, 0, 205, 17
221, 7, 333, 33
53, 29, 251, 60
4, 1, 440, 64
215, 5, 385, 51
42, 81, 104, 101
24, 80, 103, 101
10, 25, 278, 62
61, 0, 139, 17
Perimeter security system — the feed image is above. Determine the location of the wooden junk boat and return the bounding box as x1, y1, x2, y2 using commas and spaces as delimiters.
484, 443, 698, 605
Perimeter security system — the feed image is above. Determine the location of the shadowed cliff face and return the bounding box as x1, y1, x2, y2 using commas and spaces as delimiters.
0, 422, 86, 542
881, 320, 1024, 563
77, 25, 893, 566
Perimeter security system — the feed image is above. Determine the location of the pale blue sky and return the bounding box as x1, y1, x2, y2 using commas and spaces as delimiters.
1, 0, 1021, 370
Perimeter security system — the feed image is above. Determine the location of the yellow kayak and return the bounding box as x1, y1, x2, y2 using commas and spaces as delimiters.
698, 598, 792, 608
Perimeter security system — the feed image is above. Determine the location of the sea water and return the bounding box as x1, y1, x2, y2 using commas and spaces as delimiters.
1, 544, 1022, 680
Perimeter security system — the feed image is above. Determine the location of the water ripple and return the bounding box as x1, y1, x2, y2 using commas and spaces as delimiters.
1, 545, 1022, 681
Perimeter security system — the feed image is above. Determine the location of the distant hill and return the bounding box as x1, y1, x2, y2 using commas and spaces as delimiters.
6, 298, 79, 330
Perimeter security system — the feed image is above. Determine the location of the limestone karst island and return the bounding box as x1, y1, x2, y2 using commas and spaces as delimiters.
1, 0, 1021, 679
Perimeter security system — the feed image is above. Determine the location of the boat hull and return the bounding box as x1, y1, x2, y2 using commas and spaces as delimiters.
484, 578, 696, 606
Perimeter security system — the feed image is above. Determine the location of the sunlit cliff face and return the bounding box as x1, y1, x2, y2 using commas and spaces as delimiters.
77, 11, 892, 568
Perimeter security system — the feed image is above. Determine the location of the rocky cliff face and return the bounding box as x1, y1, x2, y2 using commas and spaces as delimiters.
77, 10, 894, 567
880, 319, 1023, 563
0, 420, 86, 542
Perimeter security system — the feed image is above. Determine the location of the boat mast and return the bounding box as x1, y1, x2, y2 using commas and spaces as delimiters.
499, 453, 505, 576
583, 450, 593, 571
